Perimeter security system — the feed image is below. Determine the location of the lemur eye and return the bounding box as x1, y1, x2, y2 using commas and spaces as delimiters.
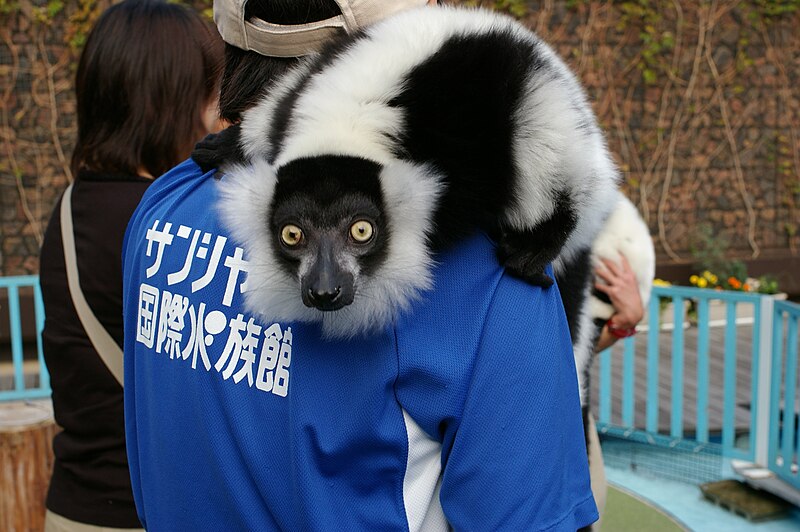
280, 224, 304, 246
350, 220, 374, 243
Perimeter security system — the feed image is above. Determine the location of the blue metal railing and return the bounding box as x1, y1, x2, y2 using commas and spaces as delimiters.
596, 284, 800, 491
769, 300, 800, 490
0, 275, 50, 401
598, 285, 762, 459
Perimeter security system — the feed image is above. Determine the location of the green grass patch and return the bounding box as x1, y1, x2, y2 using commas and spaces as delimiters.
602, 485, 686, 531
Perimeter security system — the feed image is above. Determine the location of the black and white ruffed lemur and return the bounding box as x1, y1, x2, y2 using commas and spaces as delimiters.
194, 5, 622, 390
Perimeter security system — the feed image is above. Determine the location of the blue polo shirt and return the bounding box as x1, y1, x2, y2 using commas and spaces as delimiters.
122, 158, 597, 531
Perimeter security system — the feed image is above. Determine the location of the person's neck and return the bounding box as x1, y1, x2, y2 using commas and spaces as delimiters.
137, 167, 154, 179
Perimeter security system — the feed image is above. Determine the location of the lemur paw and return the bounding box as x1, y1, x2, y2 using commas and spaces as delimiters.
192, 133, 227, 173
495, 230, 557, 288
504, 263, 554, 288
496, 245, 554, 288
192, 123, 244, 174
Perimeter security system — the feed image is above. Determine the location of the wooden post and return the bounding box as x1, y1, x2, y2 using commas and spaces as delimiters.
0, 400, 57, 532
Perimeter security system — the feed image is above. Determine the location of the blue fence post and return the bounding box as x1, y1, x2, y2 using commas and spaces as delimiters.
646, 291, 661, 433
34, 281, 50, 390
671, 296, 685, 438
722, 300, 738, 454
622, 337, 635, 427
7, 285, 26, 391
769, 305, 785, 471
746, 300, 761, 460
696, 298, 710, 443
754, 296, 772, 466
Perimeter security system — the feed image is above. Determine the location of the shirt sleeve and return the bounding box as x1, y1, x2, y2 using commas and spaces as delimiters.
439, 271, 598, 531
122, 202, 147, 530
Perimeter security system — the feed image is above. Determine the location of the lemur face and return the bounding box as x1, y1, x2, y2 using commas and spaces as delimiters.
270, 156, 389, 312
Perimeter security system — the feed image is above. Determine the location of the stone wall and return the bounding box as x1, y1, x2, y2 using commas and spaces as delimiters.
2, 0, 799, 280
1, 0, 114, 275
516, 0, 800, 270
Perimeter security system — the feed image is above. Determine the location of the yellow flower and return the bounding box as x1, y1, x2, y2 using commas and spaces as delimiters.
653, 278, 671, 287
709, 274, 718, 284
690, 275, 699, 285
697, 278, 708, 288
702, 270, 713, 280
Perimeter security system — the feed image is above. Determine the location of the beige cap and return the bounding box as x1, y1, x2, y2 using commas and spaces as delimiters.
214, 0, 430, 58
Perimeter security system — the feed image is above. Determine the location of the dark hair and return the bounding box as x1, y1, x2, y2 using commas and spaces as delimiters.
218, 0, 342, 122
72, 0, 224, 177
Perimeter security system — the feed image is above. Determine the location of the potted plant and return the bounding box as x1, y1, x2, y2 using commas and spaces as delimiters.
687, 271, 786, 323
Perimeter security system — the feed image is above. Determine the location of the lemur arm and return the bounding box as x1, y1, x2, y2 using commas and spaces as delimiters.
192, 123, 246, 174
495, 192, 577, 288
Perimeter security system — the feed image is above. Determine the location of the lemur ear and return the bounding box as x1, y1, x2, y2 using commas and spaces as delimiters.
192, 123, 246, 174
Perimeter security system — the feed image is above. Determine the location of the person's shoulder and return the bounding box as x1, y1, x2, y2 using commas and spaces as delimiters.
398, 234, 502, 329
395, 233, 563, 349
147, 158, 209, 196
124, 159, 219, 253
133, 158, 216, 219
429, 233, 562, 315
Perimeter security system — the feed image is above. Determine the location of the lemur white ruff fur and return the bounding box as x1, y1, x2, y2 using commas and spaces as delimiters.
203, 7, 620, 339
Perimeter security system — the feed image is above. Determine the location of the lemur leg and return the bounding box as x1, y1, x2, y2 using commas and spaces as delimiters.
554, 248, 593, 341
496, 192, 577, 288
192, 123, 245, 174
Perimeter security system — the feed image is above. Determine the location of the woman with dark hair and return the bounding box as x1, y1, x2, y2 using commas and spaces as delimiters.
39, 1, 223, 530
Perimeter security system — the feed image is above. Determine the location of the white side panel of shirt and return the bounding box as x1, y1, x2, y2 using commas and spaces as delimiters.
402, 409, 450, 532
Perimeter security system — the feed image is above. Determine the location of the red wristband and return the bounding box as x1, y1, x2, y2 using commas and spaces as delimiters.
607, 319, 637, 339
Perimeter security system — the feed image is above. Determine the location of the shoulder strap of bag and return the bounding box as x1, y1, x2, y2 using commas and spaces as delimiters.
60, 183, 124, 386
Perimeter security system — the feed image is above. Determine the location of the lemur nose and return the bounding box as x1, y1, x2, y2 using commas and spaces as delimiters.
308, 286, 342, 306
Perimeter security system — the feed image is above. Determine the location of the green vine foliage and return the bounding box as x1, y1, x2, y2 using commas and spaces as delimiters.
754, 0, 800, 16
27, 0, 61, 23
0, 1, 214, 52
0, 0, 19, 15
615, 1, 673, 85
560, 0, 800, 84
491, 0, 528, 17
462, 0, 528, 17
